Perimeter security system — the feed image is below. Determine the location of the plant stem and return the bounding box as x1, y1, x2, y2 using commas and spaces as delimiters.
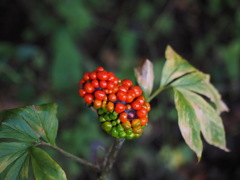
147, 86, 166, 102
37, 142, 100, 172
98, 138, 125, 180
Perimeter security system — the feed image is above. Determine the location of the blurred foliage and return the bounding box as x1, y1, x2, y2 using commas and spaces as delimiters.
0, 0, 240, 179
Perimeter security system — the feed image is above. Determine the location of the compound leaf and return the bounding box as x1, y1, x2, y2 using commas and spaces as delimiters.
161, 46, 229, 159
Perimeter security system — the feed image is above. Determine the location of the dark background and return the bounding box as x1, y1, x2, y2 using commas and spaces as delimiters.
0, 0, 240, 179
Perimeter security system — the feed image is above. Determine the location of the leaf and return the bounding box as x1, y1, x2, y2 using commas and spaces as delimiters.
174, 90, 203, 159
171, 71, 228, 114
0, 143, 67, 180
2, 152, 29, 180
134, 59, 154, 99
161, 45, 196, 87
0, 142, 31, 179
31, 147, 67, 180
162, 45, 229, 159
0, 103, 58, 145
0, 104, 66, 179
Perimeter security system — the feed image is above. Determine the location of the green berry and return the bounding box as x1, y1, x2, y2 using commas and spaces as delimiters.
98, 109, 105, 115
113, 111, 118, 116
116, 119, 120, 124
111, 127, 119, 138
104, 114, 111, 121
102, 122, 112, 132
119, 131, 126, 138
99, 116, 106, 122
117, 124, 124, 132
102, 108, 108, 113
125, 128, 132, 135
109, 113, 117, 120
134, 133, 142, 138
126, 133, 135, 139
111, 121, 117, 126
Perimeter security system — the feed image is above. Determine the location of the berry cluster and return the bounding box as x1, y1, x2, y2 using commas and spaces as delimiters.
78, 67, 150, 139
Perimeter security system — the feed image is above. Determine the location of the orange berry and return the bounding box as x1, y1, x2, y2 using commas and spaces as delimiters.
140, 117, 148, 126
94, 100, 102, 108
106, 102, 114, 112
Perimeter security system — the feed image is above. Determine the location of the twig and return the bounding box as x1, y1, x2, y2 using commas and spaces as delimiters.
147, 86, 166, 102
37, 142, 100, 172
98, 138, 125, 180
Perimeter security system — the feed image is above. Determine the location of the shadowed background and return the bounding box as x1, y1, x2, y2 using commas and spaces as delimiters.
0, 0, 240, 179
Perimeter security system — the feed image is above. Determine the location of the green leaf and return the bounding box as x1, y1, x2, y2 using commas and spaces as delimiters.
0, 142, 31, 179
0, 142, 66, 180
2, 152, 29, 180
31, 147, 67, 180
162, 45, 229, 159
0, 103, 58, 145
134, 59, 154, 99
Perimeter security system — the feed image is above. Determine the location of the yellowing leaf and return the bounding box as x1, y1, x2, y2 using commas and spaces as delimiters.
134, 59, 154, 98
174, 90, 203, 159
162, 45, 229, 159
161, 46, 196, 87
171, 71, 228, 114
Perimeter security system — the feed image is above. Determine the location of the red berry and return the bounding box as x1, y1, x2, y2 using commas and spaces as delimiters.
127, 89, 136, 98
112, 86, 119, 93
83, 72, 90, 81
108, 93, 117, 101
94, 90, 106, 101
119, 112, 128, 122
91, 79, 99, 88
140, 117, 148, 126
131, 86, 142, 97
131, 100, 142, 110
106, 82, 115, 90
122, 79, 132, 88
78, 89, 86, 97
96, 67, 104, 72
97, 71, 108, 80
136, 108, 147, 118
90, 72, 97, 80
84, 94, 93, 104
117, 91, 127, 101
115, 103, 126, 113
84, 83, 94, 93
79, 79, 85, 84
113, 78, 119, 85
136, 96, 145, 105
107, 72, 115, 81
99, 80, 107, 88
118, 86, 128, 92
126, 92, 134, 103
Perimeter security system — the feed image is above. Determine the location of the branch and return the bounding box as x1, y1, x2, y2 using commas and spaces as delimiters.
37, 142, 100, 172
98, 138, 125, 180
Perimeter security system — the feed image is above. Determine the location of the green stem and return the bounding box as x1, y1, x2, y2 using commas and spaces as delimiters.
147, 86, 166, 102
37, 142, 100, 172
98, 138, 125, 180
